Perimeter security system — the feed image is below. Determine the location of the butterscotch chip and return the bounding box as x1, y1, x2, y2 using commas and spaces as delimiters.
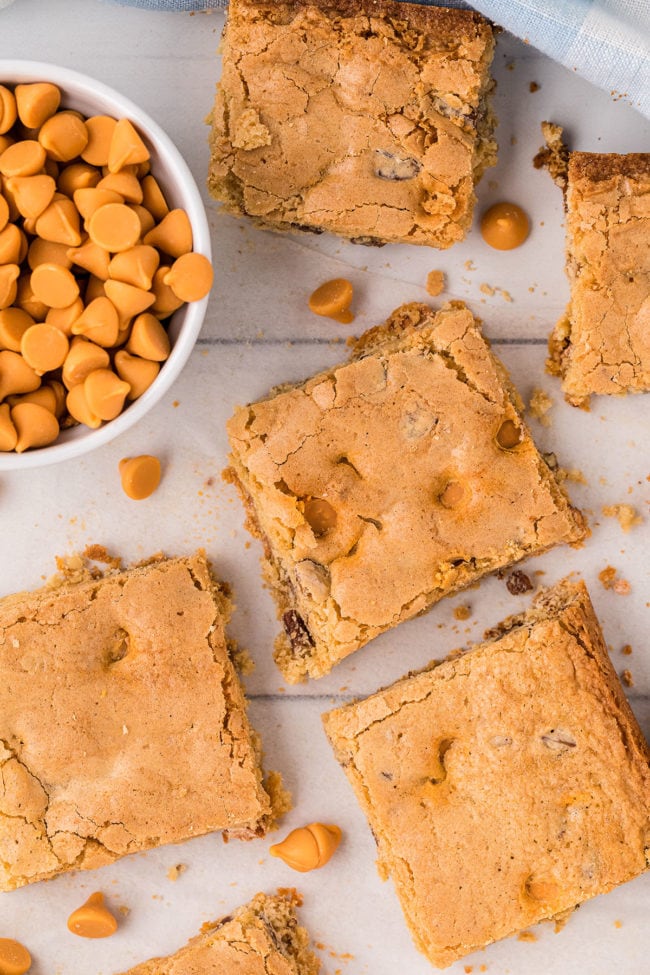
35, 195, 82, 246
0, 403, 18, 451
81, 115, 118, 167
323, 579, 650, 967
66, 381, 102, 428
38, 111, 89, 162
107, 117, 150, 173
0, 264, 20, 309
270, 823, 342, 872
84, 368, 130, 421
109, 245, 159, 291
28, 237, 72, 270
119, 454, 161, 499
0, 937, 31, 975
30, 262, 79, 308
0, 86, 17, 135
0, 139, 46, 178
73, 186, 124, 222
45, 296, 84, 336
104, 278, 155, 319
126, 311, 170, 361
71, 297, 120, 348
163, 252, 212, 302
0, 553, 284, 890
57, 160, 101, 197
21, 322, 69, 373
543, 131, 650, 404
0, 307, 34, 351
141, 173, 169, 221
150, 265, 183, 317
0, 224, 23, 264
67, 892, 118, 939
308, 278, 354, 324
67, 238, 111, 280
480, 201, 530, 250
62, 336, 110, 389
88, 202, 141, 252
0, 193, 9, 233
98, 170, 143, 204
113, 891, 320, 975
208, 0, 497, 247
0, 349, 40, 399
227, 301, 586, 681
114, 350, 159, 399
144, 208, 193, 259
14, 82, 60, 129
11, 400, 60, 452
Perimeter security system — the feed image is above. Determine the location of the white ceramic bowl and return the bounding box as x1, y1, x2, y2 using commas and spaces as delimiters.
0, 60, 211, 470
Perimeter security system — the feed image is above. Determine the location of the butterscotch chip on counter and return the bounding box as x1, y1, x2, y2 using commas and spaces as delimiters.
540, 127, 650, 405
0, 552, 287, 891
323, 579, 650, 968
115, 891, 320, 975
208, 0, 497, 247
226, 301, 586, 681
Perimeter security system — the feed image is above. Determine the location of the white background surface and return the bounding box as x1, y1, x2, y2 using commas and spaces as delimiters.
0, 2, 649, 974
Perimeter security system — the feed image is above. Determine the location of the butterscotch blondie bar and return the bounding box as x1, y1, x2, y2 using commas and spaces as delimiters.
538, 126, 650, 405
208, 0, 497, 247
227, 302, 585, 681
118, 891, 320, 975
0, 552, 286, 891
323, 579, 650, 968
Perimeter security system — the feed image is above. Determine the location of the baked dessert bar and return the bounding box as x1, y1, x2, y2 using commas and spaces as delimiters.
0, 552, 286, 892
227, 301, 586, 681
208, 0, 497, 247
117, 891, 320, 975
538, 125, 650, 405
323, 579, 650, 968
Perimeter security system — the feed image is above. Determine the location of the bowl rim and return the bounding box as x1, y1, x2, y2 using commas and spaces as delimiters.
0, 59, 211, 471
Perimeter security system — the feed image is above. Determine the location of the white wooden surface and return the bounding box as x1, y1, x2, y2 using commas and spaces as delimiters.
0, 3, 648, 974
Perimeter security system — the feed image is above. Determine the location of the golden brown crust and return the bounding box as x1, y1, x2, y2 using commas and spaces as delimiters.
0, 553, 281, 891
569, 151, 650, 182
208, 0, 497, 247
323, 579, 650, 968
117, 891, 321, 975
227, 301, 585, 682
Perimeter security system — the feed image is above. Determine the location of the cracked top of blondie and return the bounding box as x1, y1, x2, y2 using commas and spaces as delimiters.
227, 302, 585, 681
208, 0, 497, 247
547, 145, 650, 404
323, 579, 650, 967
117, 891, 321, 975
0, 553, 277, 891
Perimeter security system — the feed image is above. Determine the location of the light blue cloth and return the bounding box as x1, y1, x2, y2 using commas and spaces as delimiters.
108, 0, 650, 120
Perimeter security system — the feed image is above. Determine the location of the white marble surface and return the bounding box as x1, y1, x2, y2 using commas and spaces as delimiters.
0, 3, 648, 974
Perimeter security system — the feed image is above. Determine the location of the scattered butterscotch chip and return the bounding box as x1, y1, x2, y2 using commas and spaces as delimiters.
0, 937, 31, 975
621, 669, 634, 687
425, 270, 445, 297
67, 892, 118, 939
602, 504, 642, 533
270, 822, 342, 872
453, 605, 471, 621
308, 278, 354, 324
506, 570, 534, 596
119, 454, 162, 500
528, 387, 553, 426
480, 202, 530, 250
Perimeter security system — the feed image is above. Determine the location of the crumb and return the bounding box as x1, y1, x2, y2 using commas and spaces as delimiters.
167, 863, 187, 882
480, 282, 495, 296
229, 642, 256, 676
505, 570, 534, 595
614, 920, 623, 929
621, 644, 633, 656
464, 967, 473, 974
426, 270, 446, 297
621, 669, 634, 687
553, 906, 575, 932
528, 388, 553, 426
172, 400, 180, 407
556, 467, 588, 486
529, 81, 540, 92
118, 905, 131, 917
464, 260, 476, 271
479, 283, 512, 302
454, 605, 471, 621
510, 135, 517, 146
598, 566, 631, 595
517, 931, 537, 942
602, 504, 643, 533
276, 887, 303, 906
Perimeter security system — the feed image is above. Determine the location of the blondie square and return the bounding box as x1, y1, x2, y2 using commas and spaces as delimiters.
208, 0, 497, 247
542, 134, 650, 404
117, 891, 320, 975
0, 553, 285, 891
227, 302, 585, 681
323, 580, 650, 968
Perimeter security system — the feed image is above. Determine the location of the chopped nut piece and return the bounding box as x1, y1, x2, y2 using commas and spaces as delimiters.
506, 570, 533, 595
